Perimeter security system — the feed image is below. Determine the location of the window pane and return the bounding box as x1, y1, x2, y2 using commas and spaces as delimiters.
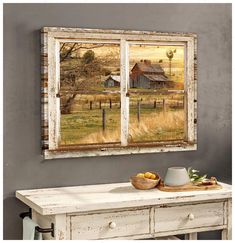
128, 44, 185, 143
129, 93, 185, 142
59, 42, 120, 145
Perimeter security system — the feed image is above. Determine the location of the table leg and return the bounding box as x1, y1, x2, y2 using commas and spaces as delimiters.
185, 233, 197, 240
222, 198, 232, 240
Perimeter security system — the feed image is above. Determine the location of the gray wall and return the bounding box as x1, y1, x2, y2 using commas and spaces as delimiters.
3, 3, 231, 240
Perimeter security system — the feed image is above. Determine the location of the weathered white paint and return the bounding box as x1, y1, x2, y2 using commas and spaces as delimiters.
44, 143, 197, 159
47, 36, 58, 150
16, 182, 231, 240
70, 209, 150, 239
42, 27, 196, 37
185, 232, 197, 240
58, 39, 120, 44
32, 209, 54, 240
16, 182, 231, 216
55, 40, 61, 146
48, 31, 195, 43
54, 214, 67, 240
156, 236, 181, 240
186, 38, 196, 143
153, 225, 226, 238
120, 38, 129, 146
42, 27, 197, 159
155, 202, 224, 233
222, 198, 232, 240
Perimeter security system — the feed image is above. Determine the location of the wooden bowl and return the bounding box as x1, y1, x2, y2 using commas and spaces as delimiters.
130, 173, 161, 190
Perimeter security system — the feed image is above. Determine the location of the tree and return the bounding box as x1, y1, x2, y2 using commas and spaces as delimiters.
82, 50, 95, 64
60, 43, 104, 63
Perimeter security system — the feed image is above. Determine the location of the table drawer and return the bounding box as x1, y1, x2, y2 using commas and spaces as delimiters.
155, 202, 224, 233
70, 208, 150, 239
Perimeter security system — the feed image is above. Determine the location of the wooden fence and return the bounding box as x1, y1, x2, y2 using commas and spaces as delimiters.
87, 99, 183, 110
96, 99, 184, 131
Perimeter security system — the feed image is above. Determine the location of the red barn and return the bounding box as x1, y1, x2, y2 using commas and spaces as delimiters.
130, 60, 174, 89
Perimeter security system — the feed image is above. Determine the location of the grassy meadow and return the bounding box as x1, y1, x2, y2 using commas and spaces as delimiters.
60, 93, 185, 145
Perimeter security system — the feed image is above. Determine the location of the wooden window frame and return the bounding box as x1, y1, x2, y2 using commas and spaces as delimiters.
41, 27, 197, 159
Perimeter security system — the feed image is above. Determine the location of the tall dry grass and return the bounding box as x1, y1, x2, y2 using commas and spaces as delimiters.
129, 110, 184, 141
80, 110, 184, 144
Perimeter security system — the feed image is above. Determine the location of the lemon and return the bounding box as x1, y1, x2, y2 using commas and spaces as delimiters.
144, 172, 152, 179
150, 174, 156, 180
136, 173, 145, 178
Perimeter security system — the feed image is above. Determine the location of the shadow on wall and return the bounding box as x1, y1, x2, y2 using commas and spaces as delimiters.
4, 197, 26, 240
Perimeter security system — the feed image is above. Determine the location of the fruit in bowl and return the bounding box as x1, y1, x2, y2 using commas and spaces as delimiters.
130, 172, 161, 190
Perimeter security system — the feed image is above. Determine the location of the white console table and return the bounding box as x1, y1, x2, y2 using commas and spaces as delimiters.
16, 182, 232, 240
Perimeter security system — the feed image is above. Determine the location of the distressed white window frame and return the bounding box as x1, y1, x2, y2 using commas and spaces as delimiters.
41, 27, 197, 159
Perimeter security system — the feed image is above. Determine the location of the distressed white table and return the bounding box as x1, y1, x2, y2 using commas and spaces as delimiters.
16, 182, 232, 240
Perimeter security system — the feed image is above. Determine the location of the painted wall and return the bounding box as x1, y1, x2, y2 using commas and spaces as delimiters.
3, 3, 231, 239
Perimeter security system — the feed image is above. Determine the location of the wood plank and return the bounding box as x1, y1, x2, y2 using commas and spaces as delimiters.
42, 27, 197, 38
156, 236, 181, 240
70, 209, 150, 239
15, 182, 231, 216
185, 233, 197, 240
41, 31, 49, 152
222, 198, 232, 240
44, 143, 196, 159
154, 202, 224, 233
54, 214, 67, 240
153, 225, 226, 238
150, 207, 155, 234
157, 182, 222, 192
120, 38, 129, 146
48, 32, 194, 43
186, 38, 196, 143
47, 36, 58, 150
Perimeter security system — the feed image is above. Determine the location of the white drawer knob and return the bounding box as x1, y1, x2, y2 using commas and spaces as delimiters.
109, 222, 116, 229
188, 213, 195, 220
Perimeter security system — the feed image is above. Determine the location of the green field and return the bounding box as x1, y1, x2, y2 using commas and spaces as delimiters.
60, 107, 121, 145
60, 103, 184, 145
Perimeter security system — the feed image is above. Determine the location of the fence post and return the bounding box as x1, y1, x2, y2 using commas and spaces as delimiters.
109, 99, 112, 109
163, 98, 166, 113
154, 100, 157, 109
102, 109, 106, 132
90, 101, 93, 110
99, 100, 102, 109
137, 100, 141, 122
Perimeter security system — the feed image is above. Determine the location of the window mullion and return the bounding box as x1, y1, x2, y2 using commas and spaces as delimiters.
55, 40, 61, 147
120, 39, 129, 146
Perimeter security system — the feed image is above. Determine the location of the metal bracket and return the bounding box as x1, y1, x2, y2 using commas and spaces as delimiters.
20, 208, 32, 219
20, 208, 54, 237
35, 223, 54, 237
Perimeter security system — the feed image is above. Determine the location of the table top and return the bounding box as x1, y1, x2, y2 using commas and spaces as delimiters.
16, 182, 232, 215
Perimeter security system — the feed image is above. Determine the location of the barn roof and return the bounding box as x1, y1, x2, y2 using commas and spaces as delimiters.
143, 74, 171, 82
134, 61, 165, 73
107, 75, 120, 83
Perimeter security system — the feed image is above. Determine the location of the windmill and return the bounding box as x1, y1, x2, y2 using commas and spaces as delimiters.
166, 49, 174, 78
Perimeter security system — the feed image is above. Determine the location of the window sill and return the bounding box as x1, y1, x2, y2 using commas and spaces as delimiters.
43, 142, 197, 160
